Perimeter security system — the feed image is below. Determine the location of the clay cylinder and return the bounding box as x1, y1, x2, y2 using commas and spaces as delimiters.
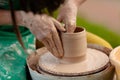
61, 27, 87, 63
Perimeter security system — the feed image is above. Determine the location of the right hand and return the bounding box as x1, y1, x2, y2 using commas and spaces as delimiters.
17, 11, 65, 58
57, 0, 86, 33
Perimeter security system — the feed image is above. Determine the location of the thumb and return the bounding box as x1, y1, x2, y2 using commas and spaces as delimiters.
51, 18, 66, 32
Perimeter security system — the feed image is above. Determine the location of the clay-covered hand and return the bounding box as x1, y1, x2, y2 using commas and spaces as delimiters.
57, 0, 86, 33
17, 11, 65, 58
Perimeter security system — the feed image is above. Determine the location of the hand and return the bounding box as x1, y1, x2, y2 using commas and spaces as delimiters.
57, 0, 86, 33
17, 11, 65, 58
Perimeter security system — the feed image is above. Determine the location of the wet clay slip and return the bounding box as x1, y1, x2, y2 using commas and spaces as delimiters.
27, 27, 115, 80
38, 27, 109, 76
60, 27, 87, 63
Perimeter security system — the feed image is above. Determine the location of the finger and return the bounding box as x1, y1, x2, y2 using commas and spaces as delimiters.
64, 18, 76, 33
66, 24, 76, 33
46, 35, 60, 58
51, 18, 66, 32
41, 39, 52, 53
51, 28, 64, 58
42, 35, 61, 58
47, 39, 60, 58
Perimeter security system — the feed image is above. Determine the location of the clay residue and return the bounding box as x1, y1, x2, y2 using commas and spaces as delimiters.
38, 48, 109, 74
27, 47, 47, 71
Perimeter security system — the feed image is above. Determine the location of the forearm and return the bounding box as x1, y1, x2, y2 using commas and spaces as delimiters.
0, 10, 22, 25
74, 0, 86, 7
65, 0, 86, 7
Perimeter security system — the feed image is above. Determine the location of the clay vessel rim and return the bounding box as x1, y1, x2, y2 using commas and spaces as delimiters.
26, 44, 113, 77
62, 27, 85, 35
37, 62, 110, 77
38, 48, 110, 76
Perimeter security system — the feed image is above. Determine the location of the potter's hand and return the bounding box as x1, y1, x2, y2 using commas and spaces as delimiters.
57, 0, 86, 33
17, 11, 65, 58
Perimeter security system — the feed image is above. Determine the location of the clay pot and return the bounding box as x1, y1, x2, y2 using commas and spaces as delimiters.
61, 27, 87, 63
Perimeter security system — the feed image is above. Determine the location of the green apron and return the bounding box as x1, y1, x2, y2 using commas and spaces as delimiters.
0, 0, 35, 80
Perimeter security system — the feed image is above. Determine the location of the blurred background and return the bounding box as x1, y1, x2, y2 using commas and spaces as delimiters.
77, 0, 120, 48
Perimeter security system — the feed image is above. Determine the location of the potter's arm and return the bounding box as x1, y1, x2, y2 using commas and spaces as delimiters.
71, 0, 86, 7
0, 10, 65, 58
65, 0, 86, 7
0, 10, 23, 26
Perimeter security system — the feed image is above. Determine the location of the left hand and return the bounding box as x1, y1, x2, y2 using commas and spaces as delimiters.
16, 11, 65, 58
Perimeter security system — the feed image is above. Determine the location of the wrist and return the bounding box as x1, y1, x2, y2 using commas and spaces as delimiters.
15, 11, 25, 26
67, 0, 86, 7
64, 0, 78, 10
65, 0, 78, 6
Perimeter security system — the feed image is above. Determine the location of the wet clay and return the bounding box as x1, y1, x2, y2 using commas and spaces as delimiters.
38, 27, 110, 76
61, 27, 87, 63
27, 46, 115, 80
38, 48, 109, 74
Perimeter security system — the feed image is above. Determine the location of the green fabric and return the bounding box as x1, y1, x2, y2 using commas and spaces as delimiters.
0, 0, 35, 80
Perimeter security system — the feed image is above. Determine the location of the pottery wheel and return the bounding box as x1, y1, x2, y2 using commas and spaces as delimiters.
38, 48, 109, 76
